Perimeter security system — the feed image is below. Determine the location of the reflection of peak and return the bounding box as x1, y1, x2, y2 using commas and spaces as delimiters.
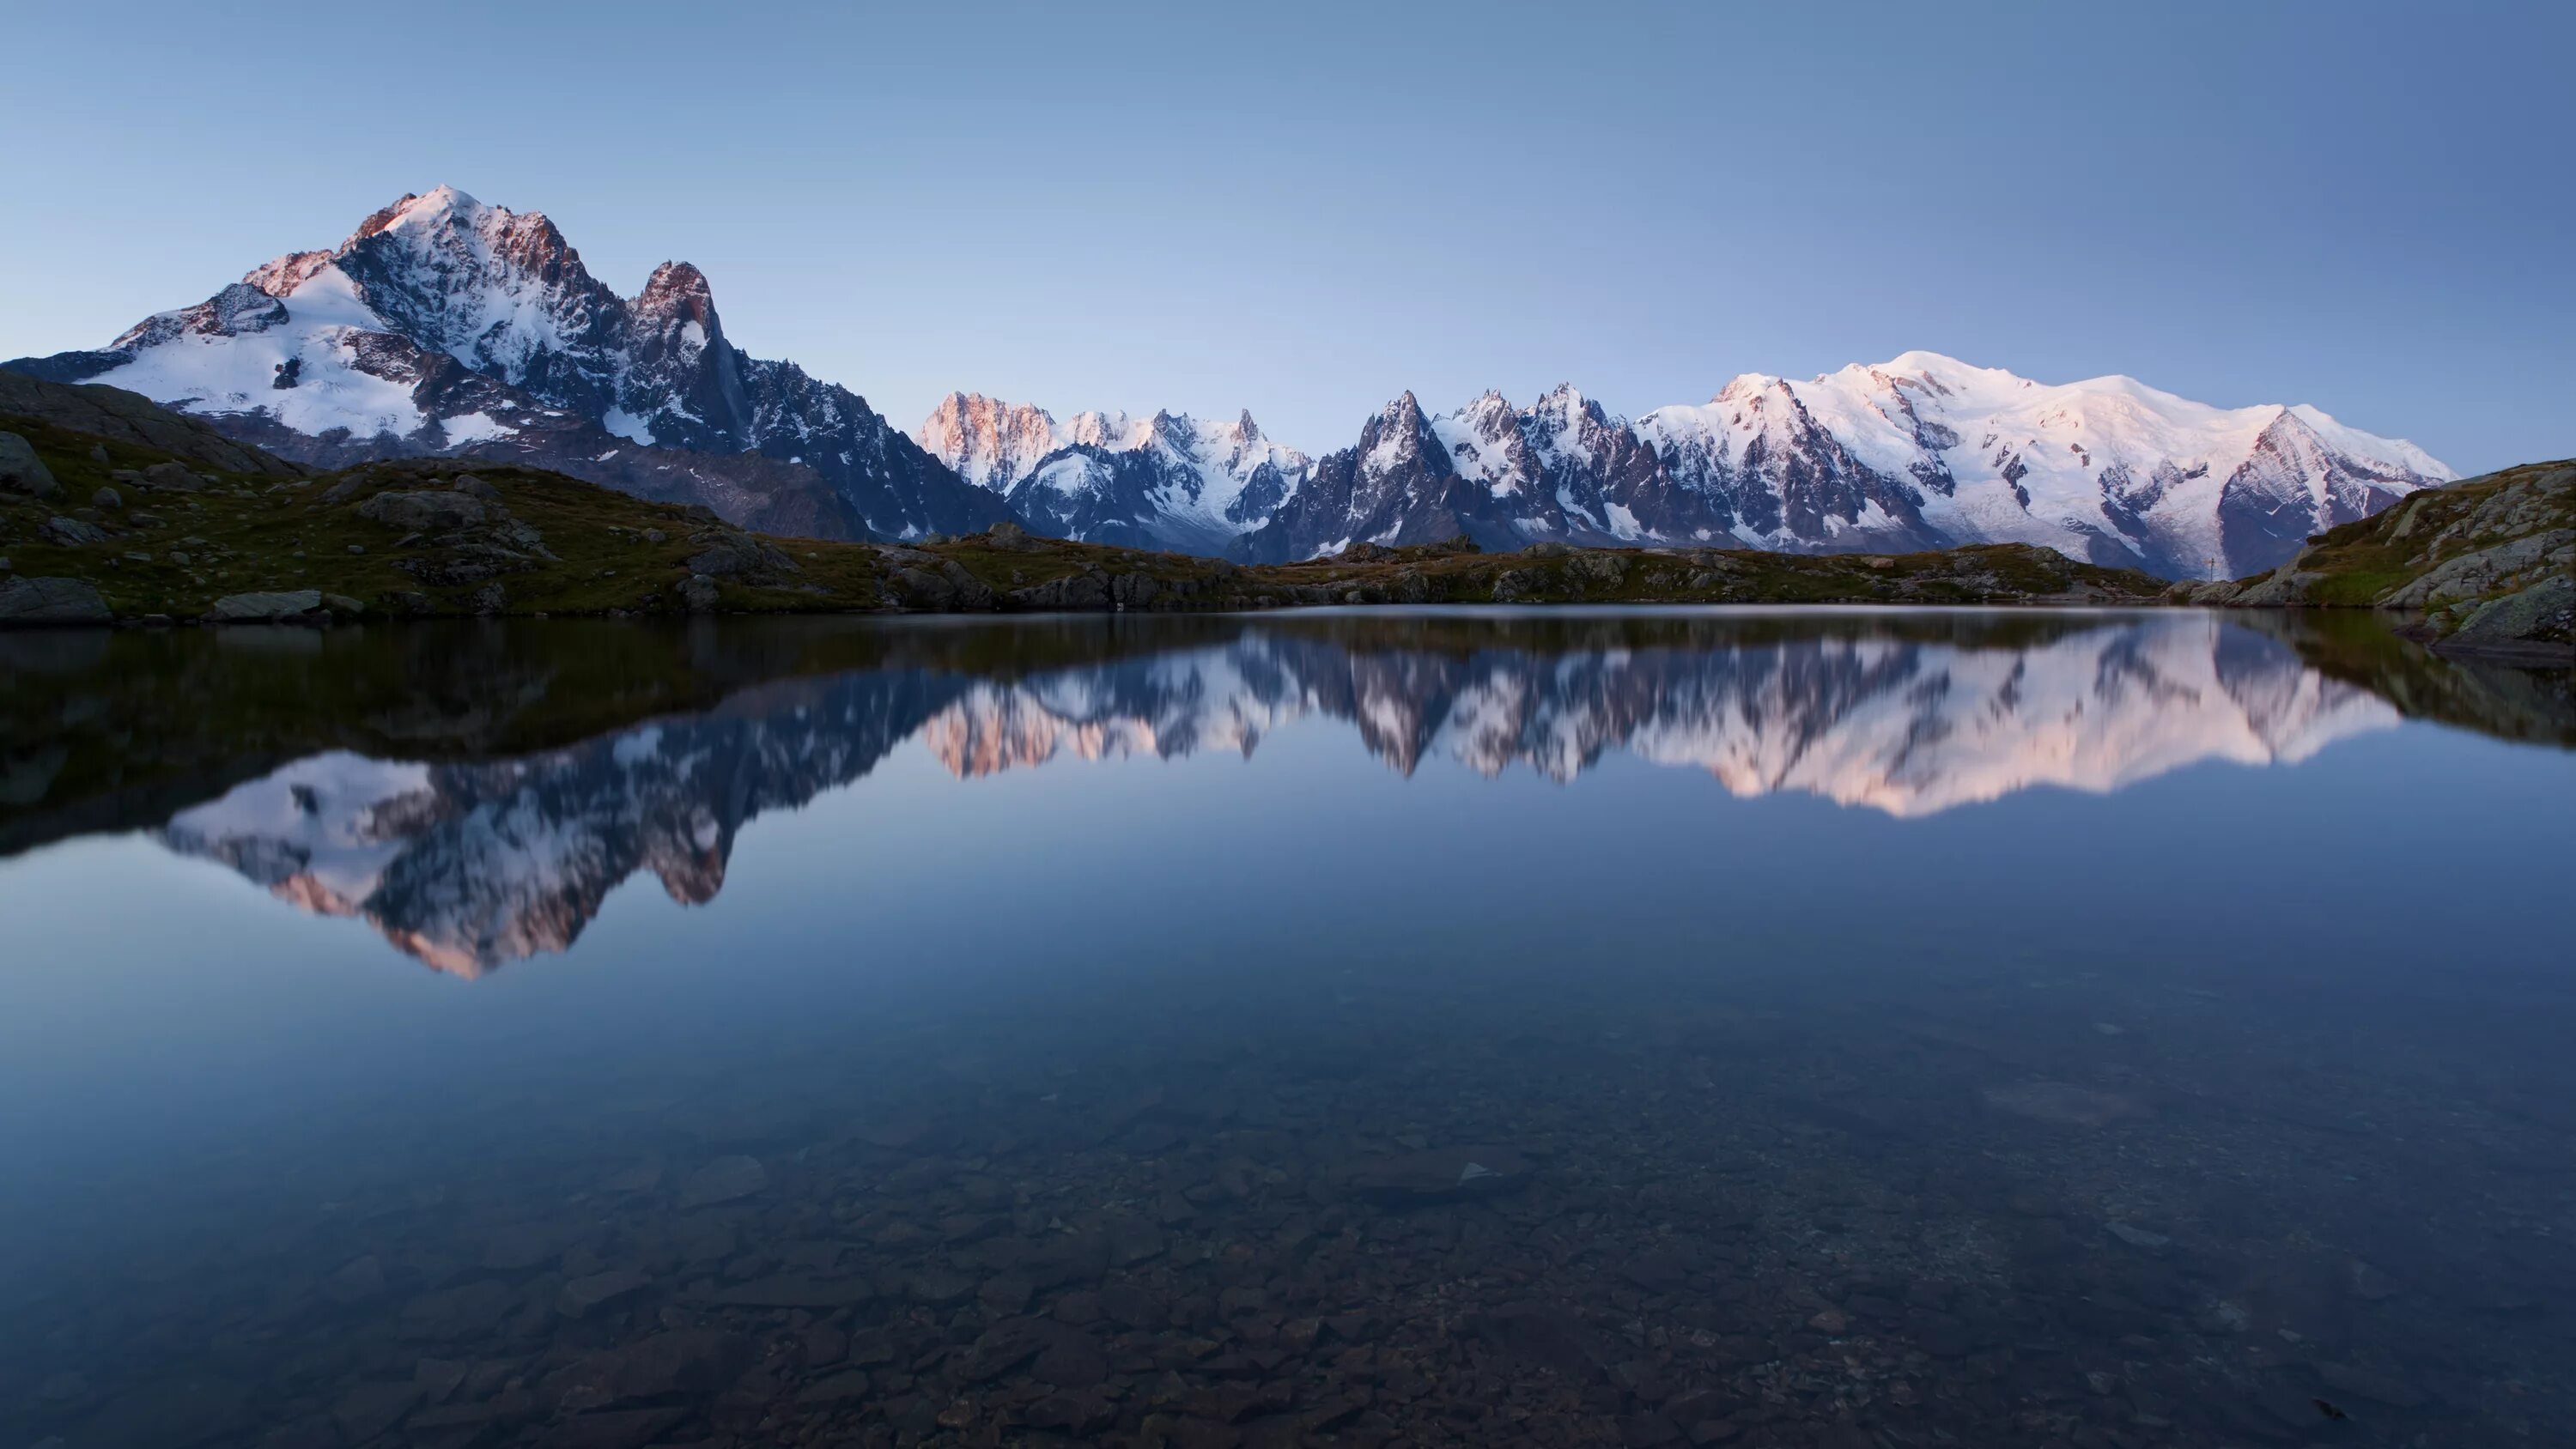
153, 616, 2399, 973
161, 672, 969, 974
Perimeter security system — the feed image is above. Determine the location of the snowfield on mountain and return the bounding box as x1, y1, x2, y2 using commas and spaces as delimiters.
7, 188, 2451, 577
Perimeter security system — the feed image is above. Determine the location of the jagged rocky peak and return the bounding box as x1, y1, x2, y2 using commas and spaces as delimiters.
1358, 391, 1436, 468
634, 261, 721, 332
915, 391, 1070, 491
4, 185, 1012, 543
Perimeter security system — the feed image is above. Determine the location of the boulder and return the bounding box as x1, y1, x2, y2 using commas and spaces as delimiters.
210, 589, 323, 621
42, 516, 111, 546
359, 489, 488, 532
2439, 574, 2574, 661
0, 431, 58, 497
0, 576, 111, 623
983, 518, 1043, 551
142, 460, 205, 492
685, 530, 794, 579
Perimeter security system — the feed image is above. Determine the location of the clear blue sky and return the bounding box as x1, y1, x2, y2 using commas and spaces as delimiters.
4, 1, 2567, 473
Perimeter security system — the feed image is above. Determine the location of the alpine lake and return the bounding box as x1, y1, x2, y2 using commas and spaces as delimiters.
3, 605, 2572, 1449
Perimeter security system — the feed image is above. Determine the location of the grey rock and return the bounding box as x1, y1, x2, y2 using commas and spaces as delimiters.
983, 518, 1044, 551
0, 576, 110, 623
359, 488, 489, 532
92, 485, 123, 510
42, 516, 109, 546
2441, 573, 2573, 658
143, 459, 205, 491
678, 573, 720, 611
685, 530, 794, 579
210, 589, 322, 621
0, 430, 58, 497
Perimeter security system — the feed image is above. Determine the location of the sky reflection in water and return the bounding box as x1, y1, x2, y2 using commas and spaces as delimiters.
0, 608, 2570, 1448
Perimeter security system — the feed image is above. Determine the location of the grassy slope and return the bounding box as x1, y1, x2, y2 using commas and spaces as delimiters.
2289, 460, 2574, 607
2, 409, 2172, 621
2194, 462, 2573, 662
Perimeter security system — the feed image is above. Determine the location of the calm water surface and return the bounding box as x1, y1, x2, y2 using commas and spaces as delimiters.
2, 608, 2572, 1449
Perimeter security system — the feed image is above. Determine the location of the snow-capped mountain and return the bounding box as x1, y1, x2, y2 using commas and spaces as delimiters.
2, 185, 2450, 572
7, 187, 1006, 540
1237, 355, 2452, 577
917, 393, 1310, 552
155, 613, 2392, 971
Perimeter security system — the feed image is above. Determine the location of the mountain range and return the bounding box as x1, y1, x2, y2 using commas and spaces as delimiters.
158, 614, 2391, 973
9, 187, 2453, 577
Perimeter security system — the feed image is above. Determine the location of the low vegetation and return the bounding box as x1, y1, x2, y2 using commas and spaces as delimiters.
2, 378, 2563, 670
2185, 460, 2574, 661
1, 387, 2169, 627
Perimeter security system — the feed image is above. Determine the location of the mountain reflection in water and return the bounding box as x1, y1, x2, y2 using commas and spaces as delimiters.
4, 608, 2561, 975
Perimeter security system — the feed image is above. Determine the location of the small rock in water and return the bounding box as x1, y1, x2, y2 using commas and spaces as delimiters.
2093, 1022, 2125, 1036
210, 588, 323, 621
325, 1253, 386, 1304
1981, 1081, 2145, 1127
479, 1222, 561, 1271
37, 1370, 89, 1404
558, 1267, 653, 1319
678, 1154, 768, 1208
331, 1381, 422, 1443
1346, 1144, 1532, 1203
2312, 1359, 2427, 1407
599, 1159, 665, 1194
2347, 1260, 2398, 1300
2105, 1222, 2172, 1251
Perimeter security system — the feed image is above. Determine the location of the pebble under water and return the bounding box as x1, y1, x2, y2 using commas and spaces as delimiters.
2, 607, 2572, 1449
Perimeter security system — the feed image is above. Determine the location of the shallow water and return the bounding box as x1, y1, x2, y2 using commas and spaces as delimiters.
3, 608, 2572, 1449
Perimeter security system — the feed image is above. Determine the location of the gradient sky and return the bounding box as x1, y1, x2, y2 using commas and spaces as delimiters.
3, 1, 2567, 473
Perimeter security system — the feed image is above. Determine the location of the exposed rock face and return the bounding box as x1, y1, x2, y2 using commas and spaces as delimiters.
916, 396, 1309, 553
0, 373, 298, 477
2205, 461, 2573, 660
0, 431, 58, 497
210, 589, 325, 621
5, 188, 999, 541
1236, 360, 2449, 576
0, 576, 109, 623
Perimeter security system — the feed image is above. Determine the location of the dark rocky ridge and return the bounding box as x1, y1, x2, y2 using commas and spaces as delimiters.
8, 188, 1004, 543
